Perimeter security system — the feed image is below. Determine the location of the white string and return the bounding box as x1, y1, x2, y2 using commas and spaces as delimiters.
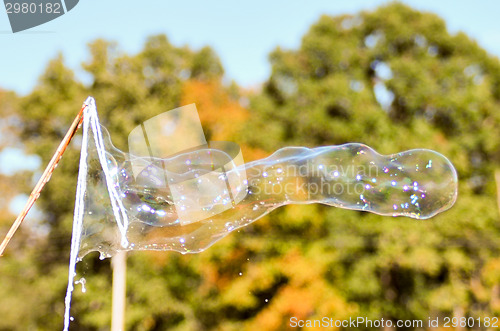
87, 98, 129, 247
63, 97, 91, 331
63, 97, 130, 331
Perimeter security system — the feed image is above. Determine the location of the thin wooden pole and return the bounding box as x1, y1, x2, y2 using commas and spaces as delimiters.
493, 170, 500, 309
111, 251, 127, 331
0, 103, 86, 256
495, 169, 500, 215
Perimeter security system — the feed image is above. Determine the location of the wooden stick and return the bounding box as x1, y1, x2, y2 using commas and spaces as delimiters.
0, 103, 87, 256
111, 251, 127, 331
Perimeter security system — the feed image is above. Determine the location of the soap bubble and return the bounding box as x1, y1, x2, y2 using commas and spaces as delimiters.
64, 97, 458, 331
78, 115, 458, 258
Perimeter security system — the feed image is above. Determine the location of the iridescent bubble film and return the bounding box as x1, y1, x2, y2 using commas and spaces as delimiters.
78, 116, 458, 258
64, 97, 458, 330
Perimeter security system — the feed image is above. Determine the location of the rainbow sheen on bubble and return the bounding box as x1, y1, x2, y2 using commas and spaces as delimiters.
78, 125, 458, 258
64, 97, 458, 330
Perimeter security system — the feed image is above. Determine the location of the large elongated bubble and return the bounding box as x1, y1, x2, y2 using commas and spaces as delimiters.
79, 114, 458, 258
64, 97, 457, 330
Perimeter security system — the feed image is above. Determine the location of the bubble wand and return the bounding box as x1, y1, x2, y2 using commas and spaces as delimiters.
0, 102, 87, 256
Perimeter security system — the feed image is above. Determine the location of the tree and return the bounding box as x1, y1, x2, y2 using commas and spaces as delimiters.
0, 34, 246, 330
244, 2, 500, 329
1, 3, 500, 330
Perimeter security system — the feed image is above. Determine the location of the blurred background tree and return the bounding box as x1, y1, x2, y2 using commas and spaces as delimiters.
0, 3, 499, 330
245, 3, 500, 328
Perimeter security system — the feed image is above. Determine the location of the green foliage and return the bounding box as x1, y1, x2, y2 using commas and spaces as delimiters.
244, 2, 500, 328
0, 3, 499, 330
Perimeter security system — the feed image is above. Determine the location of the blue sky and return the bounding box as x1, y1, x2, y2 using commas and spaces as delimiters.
1, 0, 500, 95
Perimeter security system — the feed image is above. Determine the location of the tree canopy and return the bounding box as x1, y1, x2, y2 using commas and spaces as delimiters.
0, 3, 499, 330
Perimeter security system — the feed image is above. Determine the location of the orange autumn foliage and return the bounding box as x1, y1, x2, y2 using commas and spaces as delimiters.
180, 79, 247, 142
180, 79, 268, 162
